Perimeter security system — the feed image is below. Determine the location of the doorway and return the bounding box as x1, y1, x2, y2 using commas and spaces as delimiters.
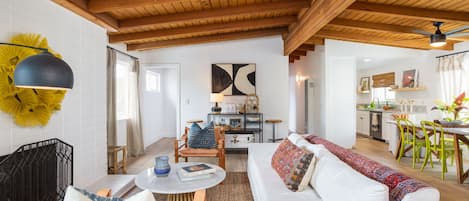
140, 64, 181, 148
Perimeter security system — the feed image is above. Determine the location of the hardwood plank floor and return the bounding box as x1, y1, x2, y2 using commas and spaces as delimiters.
353, 136, 469, 201
127, 136, 469, 201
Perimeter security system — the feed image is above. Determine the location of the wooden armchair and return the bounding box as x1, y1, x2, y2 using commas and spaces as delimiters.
174, 127, 225, 169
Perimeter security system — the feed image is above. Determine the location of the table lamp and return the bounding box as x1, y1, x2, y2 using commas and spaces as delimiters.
210, 93, 224, 113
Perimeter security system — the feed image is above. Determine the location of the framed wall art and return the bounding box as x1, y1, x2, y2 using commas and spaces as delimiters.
212, 63, 256, 96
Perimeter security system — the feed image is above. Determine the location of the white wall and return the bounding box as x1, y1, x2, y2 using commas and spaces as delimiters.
140, 67, 178, 148
289, 46, 325, 136
0, 0, 107, 187
137, 36, 290, 141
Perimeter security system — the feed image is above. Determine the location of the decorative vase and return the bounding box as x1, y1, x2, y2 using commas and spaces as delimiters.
154, 156, 171, 177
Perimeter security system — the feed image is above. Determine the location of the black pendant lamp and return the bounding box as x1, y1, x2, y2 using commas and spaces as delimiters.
0, 43, 74, 90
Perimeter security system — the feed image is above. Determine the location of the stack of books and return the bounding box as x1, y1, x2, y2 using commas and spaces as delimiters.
177, 164, 216, 182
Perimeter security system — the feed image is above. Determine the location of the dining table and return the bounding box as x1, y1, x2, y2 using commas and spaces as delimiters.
391, 120, 469, 184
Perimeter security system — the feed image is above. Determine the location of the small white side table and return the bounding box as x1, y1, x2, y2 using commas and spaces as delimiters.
135, 162, 226, 201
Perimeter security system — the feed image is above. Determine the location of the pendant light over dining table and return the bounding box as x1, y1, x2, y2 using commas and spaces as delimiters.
0, 42, 74, 90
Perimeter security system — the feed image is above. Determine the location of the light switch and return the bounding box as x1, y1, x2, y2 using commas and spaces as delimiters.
185, 98, 190, 105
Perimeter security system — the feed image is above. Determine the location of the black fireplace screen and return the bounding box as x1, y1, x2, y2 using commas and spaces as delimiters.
0, 138, 73, 201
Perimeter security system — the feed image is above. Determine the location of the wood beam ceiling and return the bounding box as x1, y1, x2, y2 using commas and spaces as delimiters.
52, 0, 118, 31
315, 29, 454, 50
328, 18, 425, 36
347, 2, 469, 24
119, 1, 310, 31
283, 0, 356, 55
296, 44, 315, 51
88, 0, 184, 13
127, 27, 287, 51
291, 50, 307, 56
304, 37, 325, 45
110, 15, 296, 43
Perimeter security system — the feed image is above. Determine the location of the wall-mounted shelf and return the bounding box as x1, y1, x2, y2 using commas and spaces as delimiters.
389, 86, 426, 92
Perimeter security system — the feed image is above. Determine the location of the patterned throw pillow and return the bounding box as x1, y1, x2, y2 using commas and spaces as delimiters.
188, 122, 217, 148
271, 139, 317, 192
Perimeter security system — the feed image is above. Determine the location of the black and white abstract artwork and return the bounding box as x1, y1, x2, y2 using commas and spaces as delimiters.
212, 64, 256, 96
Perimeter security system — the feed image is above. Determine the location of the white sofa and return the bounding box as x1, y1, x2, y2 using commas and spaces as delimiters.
247, 135, 440, 201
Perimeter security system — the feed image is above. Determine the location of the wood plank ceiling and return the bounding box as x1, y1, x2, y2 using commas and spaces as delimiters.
52, 0, 469, 63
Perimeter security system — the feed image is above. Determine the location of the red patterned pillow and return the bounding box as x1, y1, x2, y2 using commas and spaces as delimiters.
271, 139, 316, 192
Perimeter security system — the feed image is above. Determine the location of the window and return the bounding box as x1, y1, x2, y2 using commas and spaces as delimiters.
372, 87, 395, 102
116, 60, 131, 120
146, 71, 160, 92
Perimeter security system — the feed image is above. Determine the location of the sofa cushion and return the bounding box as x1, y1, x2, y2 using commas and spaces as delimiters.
306, 135, 439, 201
248, 143, 322, 201
271, 139, 316, 192
311, 157, 389, 201
64, 186, 155, 201
288, 133, 310, 148
188, 122, 216, 148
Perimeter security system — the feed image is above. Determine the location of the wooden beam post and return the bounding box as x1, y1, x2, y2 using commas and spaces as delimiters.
52, 0, 119, 32
109, 16, 296, 43
291, 50, 307, 56
127, 27, 288, 51
284, 0, 356, 55
119, 1, 309, 31
347, 2, 469, 24
88, 0, 185, 13
296, 44, 315, 51
315, 29, 454, 50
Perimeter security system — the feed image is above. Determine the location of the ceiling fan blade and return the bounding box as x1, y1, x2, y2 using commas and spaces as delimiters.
447, 32, 469, 38
446, 25, 469, 35
411, 29, 432, 36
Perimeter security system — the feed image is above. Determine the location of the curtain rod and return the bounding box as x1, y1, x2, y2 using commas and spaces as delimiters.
436, 50, 469, 58
107, 46, 138, 60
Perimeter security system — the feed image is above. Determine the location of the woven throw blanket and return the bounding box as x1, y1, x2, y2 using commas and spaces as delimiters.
305, 135, 429, 201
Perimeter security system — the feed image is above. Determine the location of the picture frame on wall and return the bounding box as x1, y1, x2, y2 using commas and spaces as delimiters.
402, 69, 417, 88
229, 118, 242, 130
359, 77, 370, 92
212, 63, 256, 96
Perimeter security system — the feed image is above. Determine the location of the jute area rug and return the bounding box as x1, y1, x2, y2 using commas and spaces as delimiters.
154, 172, 253, 201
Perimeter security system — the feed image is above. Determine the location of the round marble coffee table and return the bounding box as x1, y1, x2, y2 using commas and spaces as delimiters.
135, 162, 226, 200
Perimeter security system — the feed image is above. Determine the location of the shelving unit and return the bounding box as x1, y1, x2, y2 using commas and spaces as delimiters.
207, 113, 263, 151
389, 86, 426, 92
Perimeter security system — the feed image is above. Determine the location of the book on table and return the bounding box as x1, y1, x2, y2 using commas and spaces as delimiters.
179, 163, 216, 177
177, 172, 212, 182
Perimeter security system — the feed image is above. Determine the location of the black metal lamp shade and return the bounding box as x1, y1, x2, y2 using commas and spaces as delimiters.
430, 34, 447, 47
14, 52, 74, 90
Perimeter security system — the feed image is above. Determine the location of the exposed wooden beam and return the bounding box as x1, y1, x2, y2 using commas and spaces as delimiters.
119, 1, 309, 31
296, 44, 315, 51
315, 29, 454, 50
291, 55, 300, 60
127, 27, 287, 51
328, 18, 426, 36
291, 50, 307, 56
347, 2, 469, 24
289, 56, 295, 63
110, 16, 296, 43
284, 0, 356, 55
304, 37, 325, 45
88, 0, 184, 13
52, 0, 119, 32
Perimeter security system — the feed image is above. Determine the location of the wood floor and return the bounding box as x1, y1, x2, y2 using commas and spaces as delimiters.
127, 137, 469, 201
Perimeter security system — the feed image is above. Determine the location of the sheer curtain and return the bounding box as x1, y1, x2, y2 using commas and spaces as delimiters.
107, 48, 117, 146
438, 53, 468, 104
127, 59, 145, 156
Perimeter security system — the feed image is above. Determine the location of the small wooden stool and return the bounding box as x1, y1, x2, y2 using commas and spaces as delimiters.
266, 119, 283, 142
108, 145, 127, 174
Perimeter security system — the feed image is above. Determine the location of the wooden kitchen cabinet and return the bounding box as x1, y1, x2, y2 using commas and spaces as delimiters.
356, 110, 370, 136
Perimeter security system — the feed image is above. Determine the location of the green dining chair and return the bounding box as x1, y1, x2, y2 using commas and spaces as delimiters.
396, 118, 426, 168
420, 121, 459, 180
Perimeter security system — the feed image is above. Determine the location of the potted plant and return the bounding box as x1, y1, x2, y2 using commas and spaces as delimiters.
431, 92, 469, 125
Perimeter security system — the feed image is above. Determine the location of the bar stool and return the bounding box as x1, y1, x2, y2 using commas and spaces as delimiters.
187, 119, 204, 124
266, 119, 282, 142
107, 145, 127, 174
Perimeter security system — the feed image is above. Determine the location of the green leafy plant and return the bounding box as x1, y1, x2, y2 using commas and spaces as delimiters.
431, 92, 469, 122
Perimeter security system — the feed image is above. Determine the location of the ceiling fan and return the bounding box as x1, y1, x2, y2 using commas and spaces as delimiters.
410, 22, 469, 47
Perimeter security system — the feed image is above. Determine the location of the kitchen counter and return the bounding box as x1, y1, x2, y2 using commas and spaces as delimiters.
356, 108, 400, 113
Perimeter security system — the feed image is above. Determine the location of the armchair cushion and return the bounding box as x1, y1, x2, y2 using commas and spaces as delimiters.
188, 122, 217, 148
64, 186, 155, 201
